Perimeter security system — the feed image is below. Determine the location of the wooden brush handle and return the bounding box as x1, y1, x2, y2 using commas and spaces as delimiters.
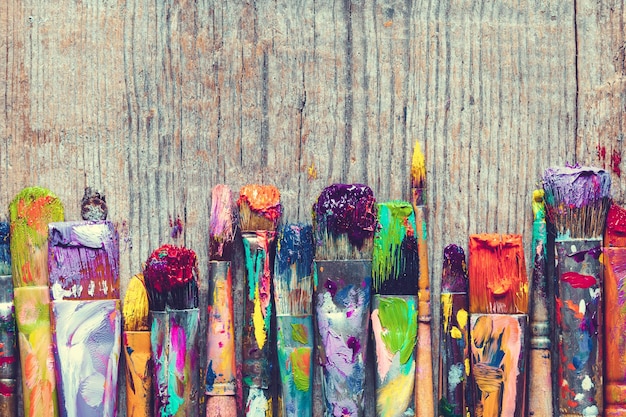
206, 396, 237, 417
124, 331, 152, 417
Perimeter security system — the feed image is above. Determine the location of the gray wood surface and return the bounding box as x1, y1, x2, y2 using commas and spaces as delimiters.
1, 1, 623, 416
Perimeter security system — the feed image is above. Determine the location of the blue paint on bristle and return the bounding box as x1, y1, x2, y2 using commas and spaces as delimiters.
276, 223, 314, 280
0, 222, 10, 275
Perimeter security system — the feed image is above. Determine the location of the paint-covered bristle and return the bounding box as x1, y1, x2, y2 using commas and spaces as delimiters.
9, 186, 64, 287
532, 189, 546, 223
441, 244, 467, 293
605, 203, 626, 247
542, 165, 611, 239
81, 187, 108, 221
0, 220, 10, 275
313, 183, 378, 260
123, 273, 150, 331
411, 141, 426, 206
210, 185, 238, 260
274, 223, 314, 316
372, 201, 418, 294
237, 184, 282, 232
468, 234, 528, 314
143, 244, 199, 310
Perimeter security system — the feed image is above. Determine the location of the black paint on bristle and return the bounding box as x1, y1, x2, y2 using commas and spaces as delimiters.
377, 234, 419, 295
209, 185, 238, 261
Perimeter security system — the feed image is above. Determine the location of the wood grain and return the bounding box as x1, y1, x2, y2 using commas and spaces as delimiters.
0, 1, 616, 416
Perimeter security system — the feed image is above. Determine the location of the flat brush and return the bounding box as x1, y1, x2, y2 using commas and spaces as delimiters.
438, 244, 470, 417
238, 184, 282, 417
274, 223, 314, 417
527, 190, 553, 417
206, 185, 238, 417
9, 186, 64, 417
468, 234, 529, 417
0, 220, 17, 417
123, 273, 152, 417
410, 141, 434, 417
145, 244, 201, 417
371, 201, 418, 417
543, 165, 611, 417
603, 203, 626, 417
313, 183, 377, 417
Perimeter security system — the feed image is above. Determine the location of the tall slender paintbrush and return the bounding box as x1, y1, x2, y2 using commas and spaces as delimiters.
9, 186, 64, 417
543, 165, 611, 417
527, 189, 553, 417
312, 183, 377, 417
603, 203, 626, 416
123, 273, 152, 417
144, 244, 200, 417
0, 220, 17, 417
371, 201, 418, 417
438, 244, 470, 417
468, 234, 529, 417
48, 218, 121, 417
273, 223, 314, 417
411, 141, 434, 417
206, 185, 238, 417
237, 185, 282, 417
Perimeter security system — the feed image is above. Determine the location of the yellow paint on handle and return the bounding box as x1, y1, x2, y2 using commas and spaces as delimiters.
124, 331, 152, 417
253, 286, 267, 349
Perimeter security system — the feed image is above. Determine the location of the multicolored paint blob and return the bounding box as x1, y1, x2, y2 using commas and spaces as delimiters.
48, 221, 119, 300
13, 286, 59, 417
314, 260, 371, 417
470, 314, 527, 417
51, 299, 121, 417
151, 309, 200, 417
555, 240, 603, 416
312, 184, 378, 260
237, 185, 282, 231
439, 244, 469, 417
275, 224, 314, 417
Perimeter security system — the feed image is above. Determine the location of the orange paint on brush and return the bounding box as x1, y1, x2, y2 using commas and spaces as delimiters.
468, 234, 528, 314
565, 300, 585, 320
238, 185, 282, 223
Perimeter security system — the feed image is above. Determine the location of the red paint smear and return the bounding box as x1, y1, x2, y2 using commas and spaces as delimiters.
561, 272, 596, 289
611, 149, 622, 177
0, 356, 15, 366
0, 381, 13, 396
555, 298, 563, 325
597, 145, 607, 161
169, 216, 183, 239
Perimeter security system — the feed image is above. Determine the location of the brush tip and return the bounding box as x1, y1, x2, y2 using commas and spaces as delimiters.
81, 187, 108, 221
442, 244, 467, 292
532, 189, 545, 221
210, 185, 238, 258
123, 273, 150, 331
411, 141, 426, 188
237, 184, 282, 231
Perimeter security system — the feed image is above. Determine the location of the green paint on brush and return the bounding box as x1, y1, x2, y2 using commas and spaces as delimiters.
243, 239, 266, 301
9, 187, 64, 286
372, 201, 416, 291
439, 397, 461, 417
291, 323, 308, 344
290, 347, 311, 392
378, 296, 418, 365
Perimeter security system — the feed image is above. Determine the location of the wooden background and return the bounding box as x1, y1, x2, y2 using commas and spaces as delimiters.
1, 1, 625, 416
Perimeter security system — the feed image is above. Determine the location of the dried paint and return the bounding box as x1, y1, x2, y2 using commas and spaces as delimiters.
290, 348, 311, 391
470, 314, 527, 417
245, 388, 270, 417
611, 149, 622, 177
411, 141, 426, 205
562, 272, 597, 289
291, 324, 308, 344
441, 245, 467, 293
123, 331, 152, 417
314, 260, 371, 417
606, 203, 626, 247
372, 201, 418, 294
169, 216, 183, 239
48, 221, 119, 301
9, 187, 64, 287
371, 295, 417, 417
238, 185, 282, 231
80, 187, 107, 221
52, 299, 120, 417
210, 185, 238, 259
122, 274, 149, 332
0, 222, 10, 275
313, 184, 377, 259
0, 274, 17, 386
206, 261, 236, 395
468, 234, 528, 314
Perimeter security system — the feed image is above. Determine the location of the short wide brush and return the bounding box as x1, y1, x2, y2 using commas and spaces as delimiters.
313, 184, 377, 417
543, 165, 611, 417
371, 201, 418, 417
468, 234, 529, 417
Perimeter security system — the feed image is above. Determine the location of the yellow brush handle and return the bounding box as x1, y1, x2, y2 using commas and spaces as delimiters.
124, 331, 152, 417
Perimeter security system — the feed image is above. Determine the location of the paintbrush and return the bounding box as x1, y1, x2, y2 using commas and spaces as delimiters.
0, 220, 17, 417
206, 185, 238, 417
48, 218, 121, 417
438, 244, 470, 417
603, 202, 626, 417
371, 201, 418, 417
411, 140, 434, 417
237, 184, 282, 417
312, 183, 377, 417
9, 186, 64, 417
468, 234, 529, 417
543, 165, 611, 417
123, 273, 152, 417
527, 189, 554, 417
144, 243, 200, 417
273, 223, 314, 417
